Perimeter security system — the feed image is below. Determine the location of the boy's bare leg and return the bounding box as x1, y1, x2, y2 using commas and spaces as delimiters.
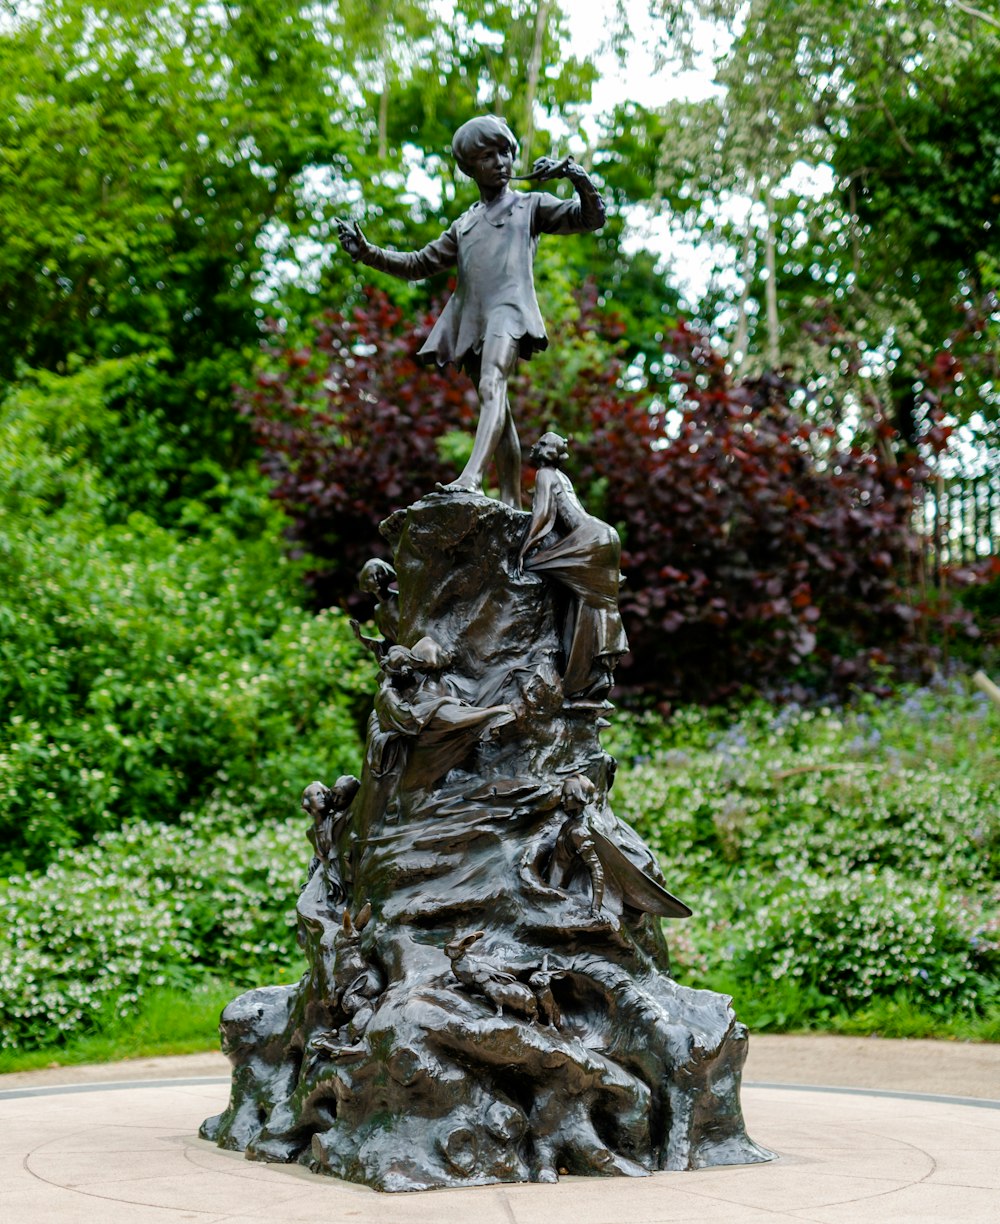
441, 333, 519, 501
496, 401, 522, 509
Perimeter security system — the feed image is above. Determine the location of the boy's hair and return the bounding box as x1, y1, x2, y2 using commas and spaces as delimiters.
452, 115, 519, 171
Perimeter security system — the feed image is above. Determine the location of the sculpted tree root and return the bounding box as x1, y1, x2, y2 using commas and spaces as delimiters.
201, 493, 774, 1190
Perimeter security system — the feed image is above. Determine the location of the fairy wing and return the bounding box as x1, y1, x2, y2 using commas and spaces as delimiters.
591, 830, 693, 918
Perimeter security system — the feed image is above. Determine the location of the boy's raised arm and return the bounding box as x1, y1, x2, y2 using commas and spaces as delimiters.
531, 158, 606, 236
336, 218, 459, 283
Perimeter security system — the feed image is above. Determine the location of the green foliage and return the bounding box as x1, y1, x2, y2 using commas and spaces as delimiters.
0, 0, 367, 479
2, 682, 995, 1053
0, 804, 310, 1051
0, 978, 276, 1074
0, 361, 375, 873
646, 0, 1000, 438
608, 680, 999, 1033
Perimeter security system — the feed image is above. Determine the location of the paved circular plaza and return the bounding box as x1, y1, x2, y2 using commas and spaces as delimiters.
1, 1051, 997, 1223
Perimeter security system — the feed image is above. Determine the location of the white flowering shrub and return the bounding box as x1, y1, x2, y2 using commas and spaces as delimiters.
730, 869, 991, 1008
612, 680, 999, 1026
0, 365, 376, 873
0, 800, 308, 1051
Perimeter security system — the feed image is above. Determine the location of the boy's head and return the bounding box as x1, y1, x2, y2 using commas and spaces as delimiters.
452, 115, 519, 176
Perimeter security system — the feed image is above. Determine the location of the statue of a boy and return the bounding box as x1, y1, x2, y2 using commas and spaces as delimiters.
336, 115, 606, 508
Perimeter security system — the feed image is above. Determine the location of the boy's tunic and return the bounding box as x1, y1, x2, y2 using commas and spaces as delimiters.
359, 185, 606, 369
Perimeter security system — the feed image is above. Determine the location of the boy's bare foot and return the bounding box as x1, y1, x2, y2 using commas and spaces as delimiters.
433, 479, 521, 508
435, 478, 484, 495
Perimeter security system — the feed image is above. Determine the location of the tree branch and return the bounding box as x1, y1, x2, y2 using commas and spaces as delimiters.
879, 100, 915, 156
973, 670, 1000, 710
521, 0, 551, 168
762, 177, 780, 368
947, 0, 1000, 32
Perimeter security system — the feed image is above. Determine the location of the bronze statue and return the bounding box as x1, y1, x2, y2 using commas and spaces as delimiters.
312, 903, 384, 1055
359, 559, 398, 629
204, 113, 771, 1190
350, 558, 398, 660
205, 474, 768, 1188
337, 115, 606, 507
371, 636, 515, 789
521, 432, 629, 699
528, 956, 563, 1029
444, 930, 538, 1022
547, 775, 606, 914
301, 775, 360, 905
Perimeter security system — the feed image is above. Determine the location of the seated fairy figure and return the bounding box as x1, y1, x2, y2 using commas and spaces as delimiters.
519, 432, 629, 700
336, 115, 606, 508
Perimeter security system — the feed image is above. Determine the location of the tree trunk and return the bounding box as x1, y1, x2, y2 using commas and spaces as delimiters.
732, 187, 756, 373
521, 0, 551, 169
762, 178, 780, 368
377, 66, 390, 160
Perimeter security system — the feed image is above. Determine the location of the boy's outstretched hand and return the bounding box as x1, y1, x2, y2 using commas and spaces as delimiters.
336, 219, 371, 263
526, 155, 579, 182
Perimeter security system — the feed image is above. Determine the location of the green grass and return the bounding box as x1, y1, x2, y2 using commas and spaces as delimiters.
827, 994, 1000, 1042
699, 971, 1000, 1041
0, 974, 300, 1075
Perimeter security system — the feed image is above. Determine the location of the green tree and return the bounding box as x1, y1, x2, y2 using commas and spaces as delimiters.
646, 0, 1000, 438
0, 0, 359, 488
0, 358, 373, 872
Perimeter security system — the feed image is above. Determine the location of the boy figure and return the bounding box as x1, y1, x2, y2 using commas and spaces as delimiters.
336, 115, 606, 509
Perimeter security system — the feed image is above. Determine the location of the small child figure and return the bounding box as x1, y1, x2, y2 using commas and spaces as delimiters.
350, 557, 399, 662
547, 775, 605, 915
336, 115, 606, 509
302, 775, 361, 903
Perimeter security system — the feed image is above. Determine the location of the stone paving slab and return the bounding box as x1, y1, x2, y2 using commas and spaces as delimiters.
748, 1033, 1000, 1099
0, 1078, 997, 1223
